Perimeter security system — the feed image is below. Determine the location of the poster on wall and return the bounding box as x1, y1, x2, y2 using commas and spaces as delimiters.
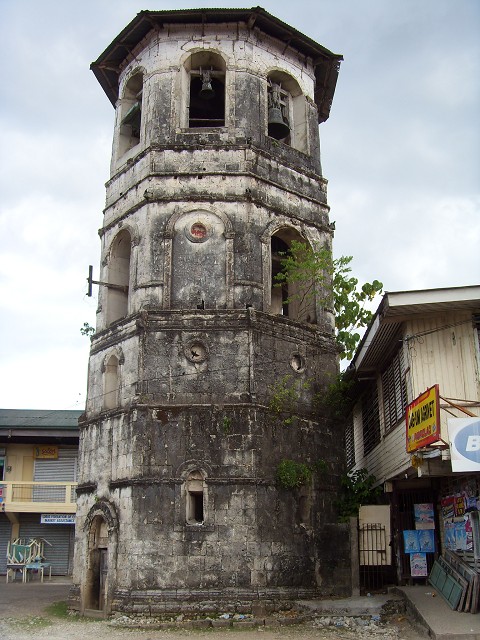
418, 529, 435, 553
445, 519, 470, 551
410, 552, 428, 577
414, 503, 435, 529
454, 521, 468, 551
454, 495, 466, 517
403, 529, 435, 553
403, 530, 420, 553
444, 522, 456, 550
442, 496, 455, 519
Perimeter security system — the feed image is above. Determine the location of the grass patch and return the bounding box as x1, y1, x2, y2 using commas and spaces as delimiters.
10, 616, 52, 630
45, 600, 69, 618
44, 600, 98, 623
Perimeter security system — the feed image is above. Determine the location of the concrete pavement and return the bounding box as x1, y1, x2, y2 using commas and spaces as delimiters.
300, 588, 480, 640
396, 586, 480, 640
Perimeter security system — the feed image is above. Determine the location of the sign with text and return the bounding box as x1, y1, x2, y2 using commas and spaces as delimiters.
406, 385, 440, 452
447, 417, 480, 472
34, 445, 58, 459
41, 514, 75, 525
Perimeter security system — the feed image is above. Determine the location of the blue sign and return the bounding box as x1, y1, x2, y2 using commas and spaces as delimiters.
454, 420, 480, 464
448, 418, 480, 472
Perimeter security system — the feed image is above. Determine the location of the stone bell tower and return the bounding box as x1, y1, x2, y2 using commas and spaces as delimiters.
72, 8, 348, 616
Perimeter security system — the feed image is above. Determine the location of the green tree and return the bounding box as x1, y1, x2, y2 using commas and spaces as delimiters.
274, 241, 382, 360
80, 322, 95, 338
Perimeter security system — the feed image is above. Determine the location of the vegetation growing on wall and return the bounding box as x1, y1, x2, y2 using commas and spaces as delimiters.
276, 458, 328, 490
336, 468, 382, 521
315, 371, 355, 420
274, 241, 383, 359
268, 374, 311, 426
222, 416, 232, 434
276, 459, 312, 489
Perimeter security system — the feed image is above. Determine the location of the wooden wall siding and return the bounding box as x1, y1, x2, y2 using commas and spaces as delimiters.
353, 401, 409, 485
351, 310, 479, 485
405, 311, 479, 406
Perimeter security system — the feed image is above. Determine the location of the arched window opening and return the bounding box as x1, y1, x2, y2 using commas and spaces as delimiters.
269, 228, 316, 323
267, 72, 308, 154
104, 355, 119, 410
186, 470, 205, 524
187, 52, 225, 128
106, 230, 131, 326
118, 72, 143, 156
271, 236, 290, 316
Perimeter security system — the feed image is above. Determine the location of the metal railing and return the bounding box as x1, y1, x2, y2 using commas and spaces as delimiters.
0, 481, 77, 512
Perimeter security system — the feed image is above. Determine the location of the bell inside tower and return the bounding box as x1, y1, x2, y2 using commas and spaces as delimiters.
188, 52, 225, 127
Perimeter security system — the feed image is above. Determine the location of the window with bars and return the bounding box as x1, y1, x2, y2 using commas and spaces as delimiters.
381, 347, 407, 433
345, 419, 355, 469
362, 381, 381, 455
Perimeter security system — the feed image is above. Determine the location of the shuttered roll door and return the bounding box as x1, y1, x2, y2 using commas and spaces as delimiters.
33, 447, 77, 489
19, 514, 74, 575
0, 514, 11, 574
34, 447, 77, 478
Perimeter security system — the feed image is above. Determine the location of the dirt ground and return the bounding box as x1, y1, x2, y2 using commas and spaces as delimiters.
0, 581, 427, 640
0, 618, 427, 640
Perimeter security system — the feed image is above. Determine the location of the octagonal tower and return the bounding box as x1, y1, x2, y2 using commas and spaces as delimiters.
72, 8, 349, 616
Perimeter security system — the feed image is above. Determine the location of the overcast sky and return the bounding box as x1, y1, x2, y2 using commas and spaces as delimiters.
0, 0, 478, 410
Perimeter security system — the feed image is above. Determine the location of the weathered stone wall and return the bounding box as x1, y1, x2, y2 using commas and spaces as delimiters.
96, 190, 331, 336
74, 397, 346, 612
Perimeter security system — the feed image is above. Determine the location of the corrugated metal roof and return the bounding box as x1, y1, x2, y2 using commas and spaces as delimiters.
90, 6, 342, 123
383, 285, 480, 318
352, 285, 480, 373
0, 409, 82, 430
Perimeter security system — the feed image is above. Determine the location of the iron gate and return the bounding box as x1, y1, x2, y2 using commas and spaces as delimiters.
359, 522, 391, 591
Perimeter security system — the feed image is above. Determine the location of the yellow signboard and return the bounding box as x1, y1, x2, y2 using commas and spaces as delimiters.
34, 445, 58, 459
406, 385, 440, 452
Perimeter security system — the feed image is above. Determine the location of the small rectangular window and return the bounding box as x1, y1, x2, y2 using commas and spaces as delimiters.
187, 491, 204, 523
362, 381, 381, 455
345, 419, 355, 469
186, 471, 205, 524
381, 347, 407, 433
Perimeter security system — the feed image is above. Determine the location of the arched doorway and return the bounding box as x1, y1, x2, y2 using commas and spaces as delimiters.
85, 515, 109, 612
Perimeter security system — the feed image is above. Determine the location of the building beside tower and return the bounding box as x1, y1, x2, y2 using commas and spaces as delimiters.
71, 8, 349, 615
